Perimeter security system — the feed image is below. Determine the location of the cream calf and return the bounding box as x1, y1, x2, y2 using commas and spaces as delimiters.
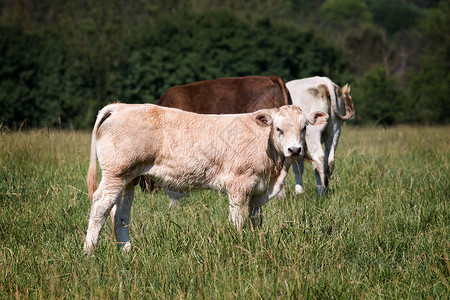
286, 76, 355, 196
83, 103, 327, 254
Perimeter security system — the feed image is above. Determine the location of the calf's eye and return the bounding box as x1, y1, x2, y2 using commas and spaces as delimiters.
276, 127, 283, 134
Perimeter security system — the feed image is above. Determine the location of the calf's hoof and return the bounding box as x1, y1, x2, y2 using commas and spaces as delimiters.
83, 243, 95, 256
275, 187, 286, 199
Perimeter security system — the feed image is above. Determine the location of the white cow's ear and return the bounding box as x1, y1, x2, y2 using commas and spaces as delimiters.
343, 83, 351, 94
255, 112, 273, 127
308, 111, 329, 126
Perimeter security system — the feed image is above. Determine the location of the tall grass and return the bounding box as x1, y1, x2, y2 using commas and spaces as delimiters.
0, 126, 449, 298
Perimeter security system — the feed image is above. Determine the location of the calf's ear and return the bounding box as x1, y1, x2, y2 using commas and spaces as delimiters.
255, 112, 273, 127
307, 111, 329, 126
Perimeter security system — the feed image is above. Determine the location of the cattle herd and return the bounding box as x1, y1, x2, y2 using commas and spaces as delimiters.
83, 75, 355, 254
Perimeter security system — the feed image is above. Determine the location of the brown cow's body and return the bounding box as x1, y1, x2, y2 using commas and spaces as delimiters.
157, 75, 291, 113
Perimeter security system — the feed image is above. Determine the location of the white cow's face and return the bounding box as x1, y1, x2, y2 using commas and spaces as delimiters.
255, 105, 329, 158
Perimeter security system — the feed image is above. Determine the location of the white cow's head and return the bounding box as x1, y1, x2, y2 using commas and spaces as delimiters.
255, 105, 328, 159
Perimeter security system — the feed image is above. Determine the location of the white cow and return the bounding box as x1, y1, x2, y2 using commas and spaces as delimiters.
286, 76, 355, 196
84, 103, 328, 254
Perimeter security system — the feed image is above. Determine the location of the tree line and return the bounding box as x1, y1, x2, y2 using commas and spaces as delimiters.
0, 0, 448, 128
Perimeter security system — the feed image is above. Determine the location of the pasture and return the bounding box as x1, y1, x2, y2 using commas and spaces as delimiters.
0, 126, 449, 298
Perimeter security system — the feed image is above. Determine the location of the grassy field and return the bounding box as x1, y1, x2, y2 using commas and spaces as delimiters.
0, 125, 449, 299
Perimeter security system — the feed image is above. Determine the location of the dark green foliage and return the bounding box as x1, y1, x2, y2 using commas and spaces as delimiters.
344, 24, 389, 76
322, 0, 373, 25
118, 10, 349, 99
352, 66, 403, 125
0, 1, 447, 127
0, 8, 349, 128
0, 26, 95, 128
407, 64, 450, 124
364, 0, 428, 34
0, 27, 61, 127
406, 0, 450, 124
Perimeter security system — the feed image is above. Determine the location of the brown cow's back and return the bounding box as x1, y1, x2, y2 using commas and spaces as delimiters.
157, 75, 291, 114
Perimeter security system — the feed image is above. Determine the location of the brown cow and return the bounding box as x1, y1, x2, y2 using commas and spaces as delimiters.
157, 75, 291, 113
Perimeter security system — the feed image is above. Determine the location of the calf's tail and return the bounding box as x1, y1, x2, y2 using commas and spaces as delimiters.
87, 130, 98, 202
87, 107, 113, 201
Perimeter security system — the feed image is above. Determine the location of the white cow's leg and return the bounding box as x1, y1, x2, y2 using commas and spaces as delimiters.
111, 178, 139, 252
313, 168, 325, 196
324, 135, 333, 189
293, 158, 305, 195
324, 124, 342, 189
165, 189, 185, 210
306, 125, 326, 197
228, 193, 249, 232
84, 176, 125, 254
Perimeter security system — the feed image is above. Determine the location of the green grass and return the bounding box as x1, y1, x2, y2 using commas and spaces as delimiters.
0, 126, 449, 299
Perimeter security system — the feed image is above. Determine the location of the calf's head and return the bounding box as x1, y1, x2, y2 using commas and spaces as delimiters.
256, 105, 328, 158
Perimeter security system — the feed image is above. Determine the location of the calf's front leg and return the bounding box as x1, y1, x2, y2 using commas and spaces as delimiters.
165, 189, 185, 210
228, 193, 250, 232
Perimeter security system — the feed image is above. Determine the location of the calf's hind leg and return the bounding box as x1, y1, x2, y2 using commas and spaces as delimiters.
110, 177, 140, 252
84, 176, 125, 255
